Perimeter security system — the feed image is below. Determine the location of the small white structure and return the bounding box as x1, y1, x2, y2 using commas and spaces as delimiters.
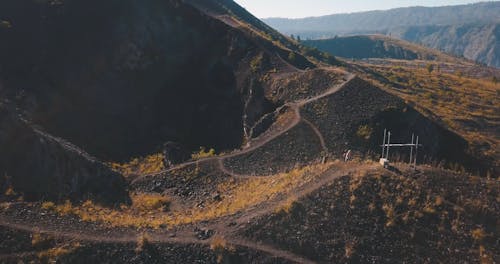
380, 129, 422, 169
379, 158, 389, 168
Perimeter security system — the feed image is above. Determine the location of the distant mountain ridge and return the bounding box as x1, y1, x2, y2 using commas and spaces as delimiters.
264, 2, 500, 67
392, 23, 500, 67
303, 35, 464, 62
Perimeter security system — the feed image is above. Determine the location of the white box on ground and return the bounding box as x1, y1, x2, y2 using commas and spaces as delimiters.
379, 158, 389, 167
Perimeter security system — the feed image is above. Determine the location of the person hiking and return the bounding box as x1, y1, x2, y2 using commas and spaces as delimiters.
344, 149, 352, 162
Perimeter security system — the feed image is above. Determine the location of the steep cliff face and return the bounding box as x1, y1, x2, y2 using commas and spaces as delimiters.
391, 23, 500, 67
0, 0, 308, 161
0, 103, 129, 204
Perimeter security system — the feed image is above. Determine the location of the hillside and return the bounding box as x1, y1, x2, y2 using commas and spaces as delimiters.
0, 0, 334, 163
389, 23, 500, 67
303, 35, 463, 62
263, 2, 500, 67
0, 0, 498, 263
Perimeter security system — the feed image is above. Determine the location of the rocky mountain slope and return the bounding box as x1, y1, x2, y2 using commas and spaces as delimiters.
0, 0, 323, 162
264, 2, 500, 67
0, 0, 498, 263
0, 102, 129, 205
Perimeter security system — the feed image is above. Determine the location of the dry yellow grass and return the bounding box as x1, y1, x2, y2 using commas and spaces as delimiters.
210, 236, 235, 263
191, 147, 216, 160
37, 242, 80, 262
31, 232, 48, 248
4, 186, 16, 196
44, 161, 339, 229
359, 63, 500, 166
471, 227, 486, 241
275, 196, 298, 214
131, 193, 171, 211
109, 153, 164, 176
41, 201, 56, 210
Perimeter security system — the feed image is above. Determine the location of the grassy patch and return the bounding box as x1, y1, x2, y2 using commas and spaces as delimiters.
109, 153, 164, 176
42, 162, 344, 229
359, 63, 500, 165
191, 147, 216, 160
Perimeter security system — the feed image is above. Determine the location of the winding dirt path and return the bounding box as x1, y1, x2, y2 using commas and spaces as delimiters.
0, 162, 377, 263
133, 72, 355, 183
0, 217, 313, 263
301, 117, 328, 152
2, 70, 359, 263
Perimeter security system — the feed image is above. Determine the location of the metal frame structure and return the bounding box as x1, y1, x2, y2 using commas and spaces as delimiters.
381, 129, 422, 168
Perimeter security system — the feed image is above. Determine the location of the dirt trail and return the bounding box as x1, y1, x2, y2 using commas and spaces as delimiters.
1, 69, 360, 263
0, 162, 376, 263
133, 72, 356, 183
0, 216, 312, 263
228, 163, 377, 228
301, 117, 328, 152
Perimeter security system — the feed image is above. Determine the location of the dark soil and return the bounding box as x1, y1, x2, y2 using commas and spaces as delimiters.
300, 77, 491, 174
223, 122, 323, 176
132, 159, 234, 206
265, 69, 347, 103
243, 167, 500, 263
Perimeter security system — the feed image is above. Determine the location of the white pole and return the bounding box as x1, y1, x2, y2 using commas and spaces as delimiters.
414, 136, 419, 169
410, 133, 414, 166
381, 129, 387, 158
386, 132, 391, 160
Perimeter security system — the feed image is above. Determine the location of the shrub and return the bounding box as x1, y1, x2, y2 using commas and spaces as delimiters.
191, 147, 216, 160
109, 153, 164, 176
287, 51, 296, 62
356, 125, 373, 140
31, 232, 49, 248
41, 201, 56, 210
250, 54, 263, 73
55, 200, 74, 216
471, 228, 486, 241
132, 193, 171, 212
4, 186, 16, 196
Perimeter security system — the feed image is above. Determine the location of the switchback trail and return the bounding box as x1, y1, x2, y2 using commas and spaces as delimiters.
132, 72, 355, 183
1, 69, 359, 263
0, 162, 377, 263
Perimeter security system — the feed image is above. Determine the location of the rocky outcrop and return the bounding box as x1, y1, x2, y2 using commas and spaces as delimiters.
0, 103, 129, 205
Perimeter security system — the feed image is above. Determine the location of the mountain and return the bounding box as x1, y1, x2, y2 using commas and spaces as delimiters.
0, 0, 498, 263
0, 0, 325, 163
390, 23, 500, 67
263, 2, 500, 67
303, 35, 464, 62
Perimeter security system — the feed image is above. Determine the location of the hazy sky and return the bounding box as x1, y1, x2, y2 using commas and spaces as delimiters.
234, 0, 495, 18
